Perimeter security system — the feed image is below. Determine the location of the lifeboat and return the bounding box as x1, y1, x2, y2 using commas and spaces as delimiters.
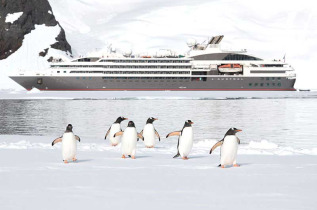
218, 64, 242, 73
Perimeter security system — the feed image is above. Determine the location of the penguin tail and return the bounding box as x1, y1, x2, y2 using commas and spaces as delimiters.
173, 153, 180, 158
218, 164, 221, 167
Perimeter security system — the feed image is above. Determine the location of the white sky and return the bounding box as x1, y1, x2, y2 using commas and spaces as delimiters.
1, 0, 316, 89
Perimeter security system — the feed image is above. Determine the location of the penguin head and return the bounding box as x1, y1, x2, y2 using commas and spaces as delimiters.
226, 127, 242, 135
127, 121, 136, 127
146, 117, 158, 124
66, 124, 73, 132
184, 120, 194, 127
115, 116, 128, 123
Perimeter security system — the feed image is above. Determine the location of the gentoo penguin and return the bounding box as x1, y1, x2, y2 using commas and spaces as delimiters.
105, 116, 128, 146
209, 127, 242, 168
114, 121, 143, 159
140, 117, 160, 148
52, 124, 81, 164
166, 120, 194, 160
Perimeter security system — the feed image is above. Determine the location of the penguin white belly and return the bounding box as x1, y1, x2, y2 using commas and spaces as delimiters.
121, 128, 137, 156
62, 133, 77, 161
220, 136, 238, 166
143, 124, 156, 147
178, 128, 193, 158
109, 124, 121, 145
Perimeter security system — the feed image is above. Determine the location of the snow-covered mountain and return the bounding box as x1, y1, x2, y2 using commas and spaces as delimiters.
1, 0, 317, 89
0, 0, 72, 89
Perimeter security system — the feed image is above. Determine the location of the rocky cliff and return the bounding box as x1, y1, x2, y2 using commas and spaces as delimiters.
0, 0, 71, 60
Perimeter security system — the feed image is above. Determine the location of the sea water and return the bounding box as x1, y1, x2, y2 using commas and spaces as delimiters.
0, 92, 317, 155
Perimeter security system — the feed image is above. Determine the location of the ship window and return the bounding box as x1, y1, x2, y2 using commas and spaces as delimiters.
266, 77, 269, 80
64, 71, 66, 73
57, 71, 60, 73
260, 77, 264, 80
37, 78, 43, 85
223, 54, 262, 61
249, 83, 252, 86
278, 77, 281, 80
260, 83, 264, 87
278, 83, 281, 86
255, 83, 258, 86
76, 77, 79, 80
83, 77, 86, 79
267, 83, 270, 86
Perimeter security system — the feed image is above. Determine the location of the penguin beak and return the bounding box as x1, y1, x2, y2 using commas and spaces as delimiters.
236, 129, 242, 132
124, 118, 128, 120
190, 122, 194, 124
154, 118, 158, 121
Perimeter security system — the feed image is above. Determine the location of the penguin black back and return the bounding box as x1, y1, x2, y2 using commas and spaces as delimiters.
183, 120, 193, 129
127, 121, 136, 127
66, 124, 73, 132
146, 117, 157, 124
224, 127, 242, 136
115, 117, 128, 124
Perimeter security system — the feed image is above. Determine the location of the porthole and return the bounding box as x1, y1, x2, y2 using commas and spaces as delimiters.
249, 83, 252, 86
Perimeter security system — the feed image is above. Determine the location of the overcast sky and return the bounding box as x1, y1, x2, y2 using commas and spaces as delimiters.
1, 0, 316, 89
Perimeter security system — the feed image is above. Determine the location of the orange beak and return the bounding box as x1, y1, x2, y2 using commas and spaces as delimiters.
124, 118, 128, 120
154, 118, 158, 121
190, 122, 194, 124
236, 129, 242, 132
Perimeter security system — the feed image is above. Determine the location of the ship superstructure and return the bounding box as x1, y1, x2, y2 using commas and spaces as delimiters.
10, 35, 296, 91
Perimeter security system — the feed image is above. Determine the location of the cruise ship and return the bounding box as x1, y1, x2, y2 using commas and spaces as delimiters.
9, 36, 296, 91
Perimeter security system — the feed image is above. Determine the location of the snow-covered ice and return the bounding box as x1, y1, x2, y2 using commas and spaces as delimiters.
5, 12, 23, 23
0, 135, 316, 210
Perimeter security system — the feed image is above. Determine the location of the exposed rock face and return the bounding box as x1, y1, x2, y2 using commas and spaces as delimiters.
0, 0, 72, 60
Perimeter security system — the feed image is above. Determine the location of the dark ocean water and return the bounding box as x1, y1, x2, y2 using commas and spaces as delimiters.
0, 97, 317, 150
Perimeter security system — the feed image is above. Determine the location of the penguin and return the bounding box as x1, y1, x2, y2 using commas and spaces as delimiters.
166, 120, 194, 160
104, 116, 128, 146
114, 121, 143, 159
140, 117, 160, 148
209, 127, 242, 168
52, 124, 81, 164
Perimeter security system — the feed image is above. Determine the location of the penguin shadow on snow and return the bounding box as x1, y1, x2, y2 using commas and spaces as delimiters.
74, 159, 93, 163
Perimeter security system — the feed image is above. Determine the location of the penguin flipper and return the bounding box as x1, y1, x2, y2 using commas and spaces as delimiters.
237, 137, 241, 144
114, 131, 124, 137
52, 137, 62, 146
155, 129, 160, 141
173, 152, 180, 158
137, 133, 144, 141
75, 135, 81, 142
104, 127, 111, 139
209, 140, 223, 154
166, 131, 181, 138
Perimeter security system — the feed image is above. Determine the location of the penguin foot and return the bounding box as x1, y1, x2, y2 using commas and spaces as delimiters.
72, 158, 77, 162
182, 157, 189, 160
64, 160, 69, 164
131, 155, 136, 159
112, 144, 118, 147
121, 155, 126, 159
233, 164, 240, 167
221, 165, 225, 168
